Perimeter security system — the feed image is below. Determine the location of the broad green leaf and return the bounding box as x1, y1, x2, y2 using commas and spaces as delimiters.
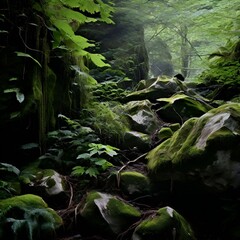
104, 145, 119, 157
85, 167, 99, 178
89, 157, 105, 163
51, 19, 74, 36
76, 153, 91, 159
88, 53, 111, 68
78, 0, 101, 13
15, 51, 42, 68
89, 149, 99, 156
71, 35, 95, 49
94, 159, 113, 170
59, 0, 81, 8
71, 166, 85, 176
0, 163, 20, 176
57, 7, 87, 24
105, 149, 118, 157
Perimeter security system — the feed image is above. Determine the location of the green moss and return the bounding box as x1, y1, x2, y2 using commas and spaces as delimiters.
169, 123, 181, 132
107, 198, 141, 218
197, 60, 240, 86
147, 117, 198, 171
133, 206, 196, 240
207, 127, 238, 149
121, 171, 150, 186
157, 127, 173, 141
81, 191, 101, 217
157, 93, 212, 123
147, 103, 240, 176
81, 101, 130, 144
0, 194, 62, 240
80, 191, 141, 236
0, 194, 47, 209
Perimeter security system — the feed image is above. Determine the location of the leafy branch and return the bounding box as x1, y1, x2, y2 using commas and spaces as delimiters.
71, 143, 119, 178
34, 0, 114, 68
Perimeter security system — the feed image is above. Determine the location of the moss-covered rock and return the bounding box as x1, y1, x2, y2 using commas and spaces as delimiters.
132, 206, 196, 240
123, 131, 152, 151
20, 167, 68, 209
156, 93, 212, 123
168, 123, 181, 132
147, 103, 240, 192
124, 75, 183, 102
80, 191, 141, 237
120, 171, 151, 198
123, 100, 161, 134
0, 194, 62, 240
157, 127, 173, 142
20, 168, 66, 195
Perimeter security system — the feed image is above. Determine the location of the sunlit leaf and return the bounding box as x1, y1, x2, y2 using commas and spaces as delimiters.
88, 53, 111, 68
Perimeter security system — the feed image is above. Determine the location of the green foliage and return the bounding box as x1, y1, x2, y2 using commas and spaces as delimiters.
38, 113, 120, 178
0, 163, 21, 200
37, 113, 124, 179
92, 79, 131, 102
35, 0, 114, 68
0, 163, 20, 178
123, 0, 240, 79
197, 61, 240, 85
0, 194, 62, 240
38, 115, 100, 171
197, 40, 240, 85
80, 101, 130, 143
15, 52, 42, 68
71, 143, 118, 178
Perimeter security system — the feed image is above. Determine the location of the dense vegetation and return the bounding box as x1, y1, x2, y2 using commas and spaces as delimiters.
0, 0, 239, 240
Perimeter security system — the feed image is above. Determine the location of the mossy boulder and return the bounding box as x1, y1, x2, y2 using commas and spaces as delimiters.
124, 76, 183, 102
157, 127, 173, 142
132, 206, 196, 240
123, 131, 151, 151
0, 194, 62, 240
147, 103, 240, 192
20, 168, 68, 209
168, 123, 181, 132
80, 191, 141, 237
123, 100, 161, 134
119, 171, 151, 198
156, 93, 212, 123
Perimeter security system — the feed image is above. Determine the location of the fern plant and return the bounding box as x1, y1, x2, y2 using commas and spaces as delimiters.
71, 143, 119, 178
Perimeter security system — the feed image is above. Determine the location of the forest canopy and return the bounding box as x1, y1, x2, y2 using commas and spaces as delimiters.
118, 0, 240, 79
